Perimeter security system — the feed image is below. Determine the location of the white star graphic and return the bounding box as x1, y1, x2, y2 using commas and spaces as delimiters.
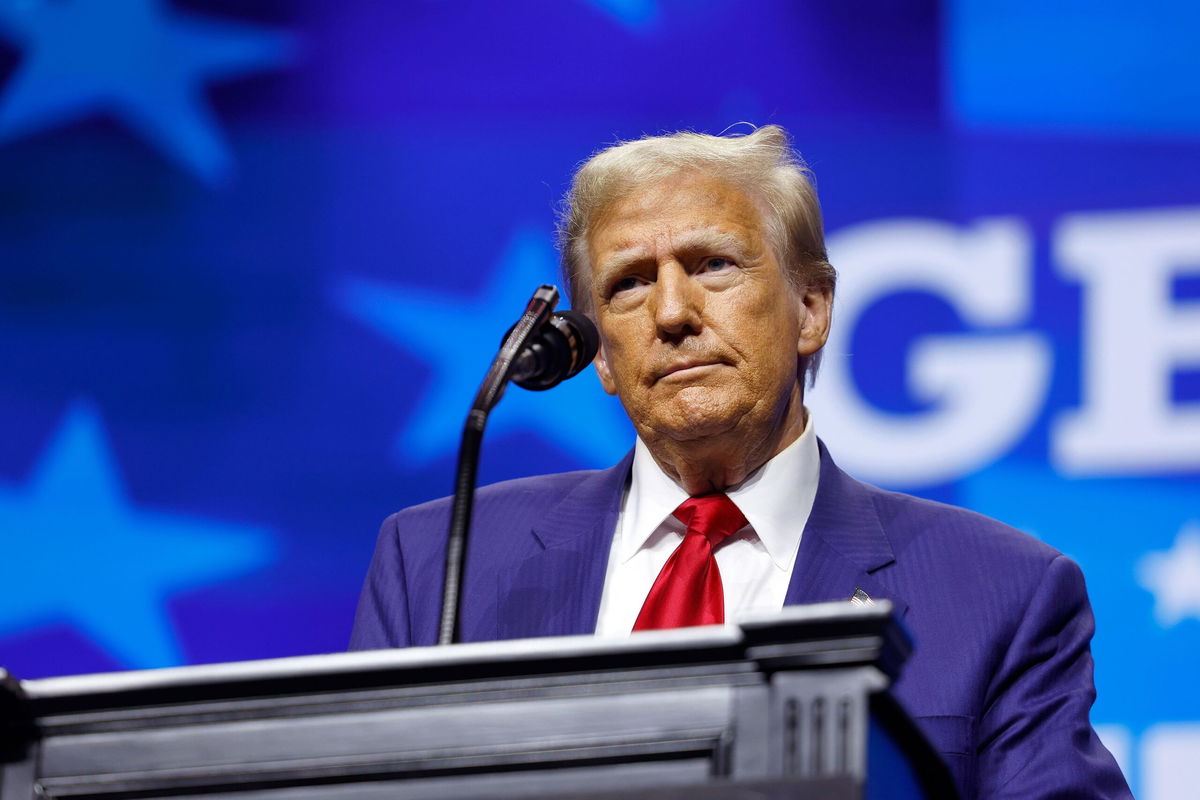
1137, 522, 1200, 628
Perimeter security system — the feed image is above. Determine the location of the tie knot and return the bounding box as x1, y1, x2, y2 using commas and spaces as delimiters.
672, 493, 748, 545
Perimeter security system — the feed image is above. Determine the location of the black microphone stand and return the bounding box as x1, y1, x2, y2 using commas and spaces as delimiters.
438, 285, 559, 645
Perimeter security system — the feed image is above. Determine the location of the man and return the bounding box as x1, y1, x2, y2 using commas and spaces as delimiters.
350, 126, 1131, 799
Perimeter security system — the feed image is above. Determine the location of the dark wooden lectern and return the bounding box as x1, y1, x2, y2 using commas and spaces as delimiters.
0, 602, 955, 799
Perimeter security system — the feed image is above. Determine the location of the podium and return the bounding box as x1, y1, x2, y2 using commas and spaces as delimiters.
0, 603, 955, 799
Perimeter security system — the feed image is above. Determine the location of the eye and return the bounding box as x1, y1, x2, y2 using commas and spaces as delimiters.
703, 257, 734, 273
611, 276, 642, 295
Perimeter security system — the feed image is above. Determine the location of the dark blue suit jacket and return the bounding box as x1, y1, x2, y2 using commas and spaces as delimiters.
350, 443, 1131, 799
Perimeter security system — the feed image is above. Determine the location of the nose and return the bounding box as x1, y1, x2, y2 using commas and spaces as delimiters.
651, 262, 702, 339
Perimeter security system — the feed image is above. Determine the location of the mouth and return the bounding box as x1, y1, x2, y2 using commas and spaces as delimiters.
655, 360, 724, 383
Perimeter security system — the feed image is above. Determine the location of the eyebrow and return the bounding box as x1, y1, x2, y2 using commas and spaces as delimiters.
597, 229, 752, 275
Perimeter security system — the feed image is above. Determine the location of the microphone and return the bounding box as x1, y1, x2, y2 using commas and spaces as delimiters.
440, 288, 594, 644
509, 310, 599, 390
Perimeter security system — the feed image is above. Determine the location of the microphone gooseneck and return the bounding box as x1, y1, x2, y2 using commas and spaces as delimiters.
438, 285, 596, 646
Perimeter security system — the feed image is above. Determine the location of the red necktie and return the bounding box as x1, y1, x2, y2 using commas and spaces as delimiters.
633, 494, 749, 630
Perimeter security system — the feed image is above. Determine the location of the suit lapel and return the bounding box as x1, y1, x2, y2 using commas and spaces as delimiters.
496, 443, 908, 639
496, 452, 633, 639
785, 441, 909, 617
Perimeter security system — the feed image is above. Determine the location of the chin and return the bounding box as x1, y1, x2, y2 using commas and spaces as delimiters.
655, 391, 748, 442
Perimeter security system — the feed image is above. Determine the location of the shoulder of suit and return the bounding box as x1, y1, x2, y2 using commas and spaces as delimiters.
391, 468, 609, 521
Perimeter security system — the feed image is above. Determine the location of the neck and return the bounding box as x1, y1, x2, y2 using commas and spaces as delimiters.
644, 391, 807, 496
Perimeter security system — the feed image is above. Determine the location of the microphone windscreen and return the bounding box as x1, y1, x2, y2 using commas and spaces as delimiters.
553, 310, 599, 378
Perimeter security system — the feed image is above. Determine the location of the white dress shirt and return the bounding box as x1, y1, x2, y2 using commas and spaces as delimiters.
594, 413, 821, 636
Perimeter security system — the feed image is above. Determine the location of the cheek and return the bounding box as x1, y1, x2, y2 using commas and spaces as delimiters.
741, 313, 803, 383
598, 338, 643, 394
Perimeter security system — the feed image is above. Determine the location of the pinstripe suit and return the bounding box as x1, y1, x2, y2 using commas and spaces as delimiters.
350, 443, 1131, 799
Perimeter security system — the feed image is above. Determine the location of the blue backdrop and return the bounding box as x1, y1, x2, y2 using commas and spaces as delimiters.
1, 1, 1197, 796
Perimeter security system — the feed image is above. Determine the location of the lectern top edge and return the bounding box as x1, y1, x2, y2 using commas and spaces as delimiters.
13, 601, 905, 712
1, 602, 948, 799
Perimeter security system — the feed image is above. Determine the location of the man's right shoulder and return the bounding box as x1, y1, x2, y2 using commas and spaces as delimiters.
390, 468, 613, 526
369, 463, 628, 607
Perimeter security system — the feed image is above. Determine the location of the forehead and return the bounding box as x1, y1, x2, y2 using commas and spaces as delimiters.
587, 172, 771, 269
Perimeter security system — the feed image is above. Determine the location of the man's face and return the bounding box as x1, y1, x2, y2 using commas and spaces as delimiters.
586, 171, 831, 449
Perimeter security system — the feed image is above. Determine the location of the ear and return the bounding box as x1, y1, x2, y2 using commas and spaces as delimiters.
593, 342, 618, 395
797, 282, 833, 357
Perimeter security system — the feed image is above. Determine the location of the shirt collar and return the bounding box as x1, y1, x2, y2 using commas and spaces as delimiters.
619, 411, 820, 570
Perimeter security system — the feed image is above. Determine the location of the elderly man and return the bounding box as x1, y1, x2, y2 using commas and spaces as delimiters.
350, 126, 1131, 799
